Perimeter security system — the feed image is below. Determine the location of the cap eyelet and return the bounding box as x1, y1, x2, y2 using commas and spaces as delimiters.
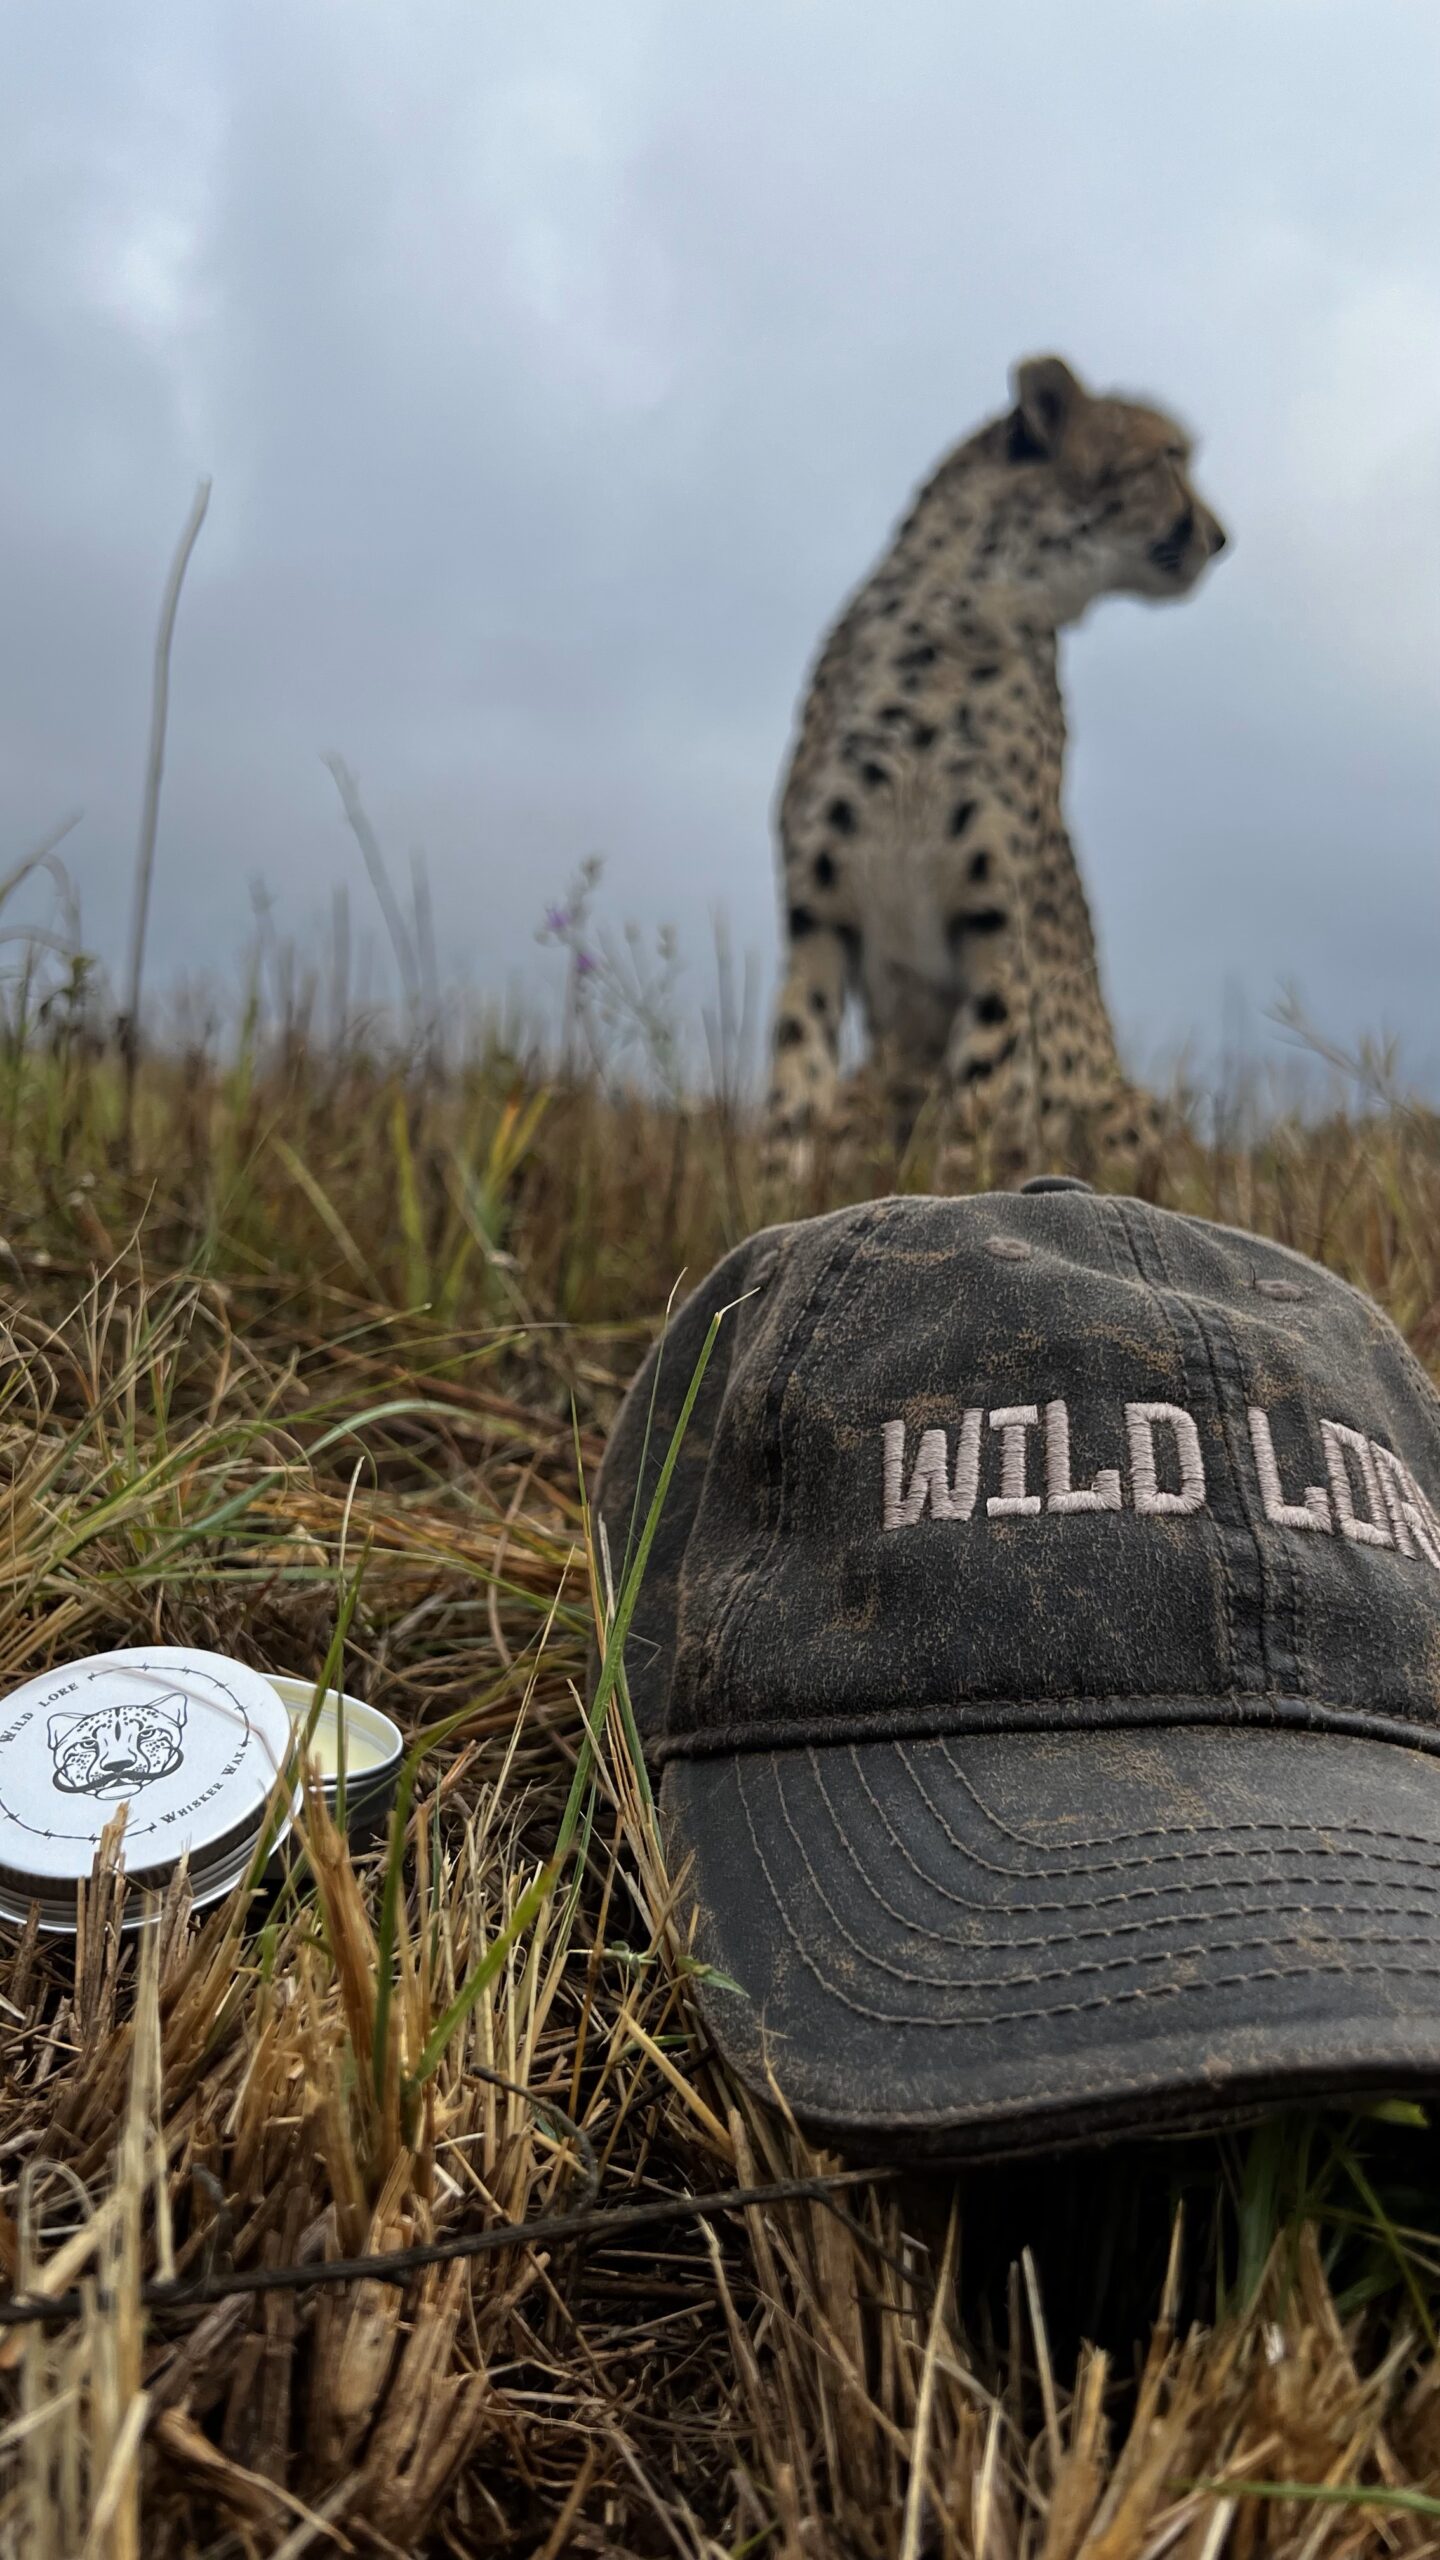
986, 1236, 1032, 1262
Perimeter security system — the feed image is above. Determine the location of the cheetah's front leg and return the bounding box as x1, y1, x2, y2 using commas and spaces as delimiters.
762, 922, 848, 1184
936, 925, 1041, 1189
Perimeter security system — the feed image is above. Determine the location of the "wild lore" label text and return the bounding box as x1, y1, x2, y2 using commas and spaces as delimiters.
880, 1401, 1440, 1572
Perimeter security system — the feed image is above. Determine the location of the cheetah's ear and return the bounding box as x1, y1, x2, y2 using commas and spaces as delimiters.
1010, 356, 1088, 458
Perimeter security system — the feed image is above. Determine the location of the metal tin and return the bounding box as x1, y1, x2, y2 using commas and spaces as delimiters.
0, 1646, 298, 1933
265, 1674, 404, 1841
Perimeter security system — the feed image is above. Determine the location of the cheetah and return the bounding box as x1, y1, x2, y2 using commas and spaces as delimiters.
764, 354, 1227, 1184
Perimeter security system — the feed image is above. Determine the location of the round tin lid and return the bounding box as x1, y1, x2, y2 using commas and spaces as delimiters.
0, 1646, 296, 1897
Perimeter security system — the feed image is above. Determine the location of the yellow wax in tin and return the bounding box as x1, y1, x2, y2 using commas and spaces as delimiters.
265, 1674, 399, 1779
307, 1717, 390, 1778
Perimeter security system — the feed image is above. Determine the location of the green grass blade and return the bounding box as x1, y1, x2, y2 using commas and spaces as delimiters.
390, 1090, 428, 1309
1183, 2480, 1440, 2520
557, 1296, 740, 1863
402, 1858, 560, 2096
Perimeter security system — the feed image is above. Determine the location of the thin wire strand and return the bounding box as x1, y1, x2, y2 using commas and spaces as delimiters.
0, 2165, 901, 2332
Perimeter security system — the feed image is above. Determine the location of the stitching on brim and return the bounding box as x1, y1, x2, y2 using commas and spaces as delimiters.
759, 1749, 1440, 1987
928, 1736, 1440, 1866
809, 1742, 1440, 1927
895, 1739, 1440, 1882
728, 1752, 1440, 2032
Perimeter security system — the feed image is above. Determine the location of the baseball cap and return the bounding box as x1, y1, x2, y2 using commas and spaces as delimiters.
594, 1183, 1440, 2156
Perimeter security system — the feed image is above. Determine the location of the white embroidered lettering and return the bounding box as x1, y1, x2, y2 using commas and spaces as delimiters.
1125, 1402, 1206, 1516
908, 1429, 955, 1523
1371, 1443, 1440, 1571
882, 1421, 949, 1527
882, 1419, 909, 1531
949, 1408, 983, 1521
987, 1406, 1042, 1516
1247, 1406, 1332, 1531
882, 1413, 984, 1530
882, 1394, 1440, 1575
1320, 1420, 1392, 1548
1045, 1398, 1122, 1513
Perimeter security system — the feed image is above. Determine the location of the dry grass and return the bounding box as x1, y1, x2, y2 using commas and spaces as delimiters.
3, 1023, 1440, 2557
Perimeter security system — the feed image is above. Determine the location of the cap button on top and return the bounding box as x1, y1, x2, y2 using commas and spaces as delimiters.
1018, 1175, 1094, 1195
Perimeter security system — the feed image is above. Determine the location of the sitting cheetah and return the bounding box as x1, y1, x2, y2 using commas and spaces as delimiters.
765, 354, 1227, 1182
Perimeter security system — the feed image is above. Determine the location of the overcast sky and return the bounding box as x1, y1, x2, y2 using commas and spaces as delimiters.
2, 1, 1437, 1088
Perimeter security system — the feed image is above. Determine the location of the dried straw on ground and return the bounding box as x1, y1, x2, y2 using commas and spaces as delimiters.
3, 1040, 1440, 2557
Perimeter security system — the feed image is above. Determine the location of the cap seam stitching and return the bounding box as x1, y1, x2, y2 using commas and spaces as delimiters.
687, 1224, 846, 1708
1102, 1198, 1240, 1686
655, 1694, 1440, 1764
1149, 1209, 1279, 1700
1120, 1200, 1255, 1695
706, 1198, 905, 1723
1214, 1289, 1308, 1696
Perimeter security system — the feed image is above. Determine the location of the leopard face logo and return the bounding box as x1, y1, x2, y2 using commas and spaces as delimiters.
47, 1693, 187, 1800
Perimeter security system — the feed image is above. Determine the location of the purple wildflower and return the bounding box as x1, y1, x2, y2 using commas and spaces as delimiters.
574, 949, 597, 978
544, 904, 571, 935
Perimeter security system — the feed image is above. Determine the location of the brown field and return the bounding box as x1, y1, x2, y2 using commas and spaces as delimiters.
3, 1005, 1440, 2559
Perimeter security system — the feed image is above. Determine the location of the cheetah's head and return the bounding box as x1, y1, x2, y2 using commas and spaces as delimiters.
997, 355, 1227, 624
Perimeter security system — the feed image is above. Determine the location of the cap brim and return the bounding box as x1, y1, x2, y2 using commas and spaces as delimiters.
663, 1725, 1440, 2157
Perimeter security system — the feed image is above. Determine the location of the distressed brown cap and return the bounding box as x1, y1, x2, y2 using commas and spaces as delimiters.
594, 1185, 1440, 2154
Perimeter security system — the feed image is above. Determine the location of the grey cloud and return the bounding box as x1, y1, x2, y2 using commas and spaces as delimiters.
1, 0, 1436, 1084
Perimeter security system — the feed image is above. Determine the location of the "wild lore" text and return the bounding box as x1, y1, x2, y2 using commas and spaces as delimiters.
880, 1401, 1440, 1572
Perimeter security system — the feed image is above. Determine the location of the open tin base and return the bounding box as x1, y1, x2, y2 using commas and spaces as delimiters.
265, 1674, 404, 1844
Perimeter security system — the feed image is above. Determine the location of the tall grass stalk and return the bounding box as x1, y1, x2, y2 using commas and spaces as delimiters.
120, 479, 211, 1139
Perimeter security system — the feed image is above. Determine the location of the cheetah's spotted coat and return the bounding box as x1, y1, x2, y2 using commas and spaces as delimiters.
766, 355, 1227, 1181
